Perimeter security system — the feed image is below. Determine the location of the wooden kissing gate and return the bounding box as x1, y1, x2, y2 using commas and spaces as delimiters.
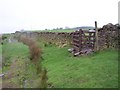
72, 29, 96, 56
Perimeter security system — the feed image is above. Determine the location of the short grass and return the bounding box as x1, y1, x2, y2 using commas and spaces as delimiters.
41, 45, 118, 88
2, 42, 29, 71
2, 42, 29, 59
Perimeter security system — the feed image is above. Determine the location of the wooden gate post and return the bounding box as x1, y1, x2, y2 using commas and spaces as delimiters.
79, 29, 82, 52
94, 21, 99, 51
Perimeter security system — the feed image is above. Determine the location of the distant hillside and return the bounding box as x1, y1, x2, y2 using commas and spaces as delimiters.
72, 26, 95, 30
22, 26, 95, 33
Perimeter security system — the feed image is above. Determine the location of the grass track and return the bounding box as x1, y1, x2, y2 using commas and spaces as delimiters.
2, 42, 40, 88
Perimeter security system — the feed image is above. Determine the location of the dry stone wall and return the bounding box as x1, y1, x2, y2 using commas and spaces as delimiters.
98, 23, 119, 50
15, 31, 74, 47
14, 23, 119, 50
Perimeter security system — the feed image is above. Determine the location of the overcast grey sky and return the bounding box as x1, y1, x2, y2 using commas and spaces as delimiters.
0, 0, 119, 33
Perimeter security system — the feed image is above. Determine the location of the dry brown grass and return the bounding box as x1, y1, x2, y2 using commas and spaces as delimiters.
18, 36, 35, 46
39, 68, 48, 88
18, 36, 43, 74
18, 36, 48, 88
19, 36, 42, 63
29, 43, 41, 62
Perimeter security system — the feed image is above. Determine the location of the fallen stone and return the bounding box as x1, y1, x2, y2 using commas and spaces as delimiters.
0, 74, 4, 77
68, 48, 74, 52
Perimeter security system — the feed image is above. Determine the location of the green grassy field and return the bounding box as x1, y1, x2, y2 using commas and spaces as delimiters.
2, 41, 118, 88
28, 29, 75, 33
41, 45, 118, 88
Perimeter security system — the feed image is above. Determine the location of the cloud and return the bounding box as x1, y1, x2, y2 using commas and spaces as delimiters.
0, 0, 119, 33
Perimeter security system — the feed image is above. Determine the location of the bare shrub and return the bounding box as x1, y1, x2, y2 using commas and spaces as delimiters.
29, 43, 42, 62
18, 36, 35, 46
18, 36, 42, 62
18, 36, 43, 73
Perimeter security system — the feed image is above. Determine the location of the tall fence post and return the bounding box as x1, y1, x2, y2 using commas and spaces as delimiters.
94, 21, 99, 51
